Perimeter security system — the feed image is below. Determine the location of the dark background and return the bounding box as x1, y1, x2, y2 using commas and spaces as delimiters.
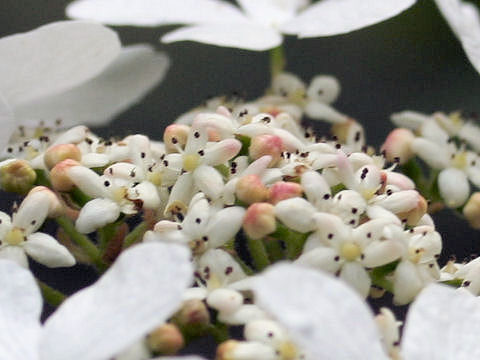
1, 0, 480, 353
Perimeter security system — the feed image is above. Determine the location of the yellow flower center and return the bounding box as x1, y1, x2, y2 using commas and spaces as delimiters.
278, 341, 298, 360
147, 171, 162, 186
451, 152, 467, 169
183, 153, 201, 172
408, 247, 424, 264
112, 187, 127, 204
5, 228, 25, 246
340, 242, 362, 261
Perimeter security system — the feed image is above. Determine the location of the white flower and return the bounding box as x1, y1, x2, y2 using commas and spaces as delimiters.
435, 0, 480, 74
252, 263, 480, 360
0, 188, 74, 268
67, 0, 415, 51
0, 241, 193, 360
0, 21, 120, 152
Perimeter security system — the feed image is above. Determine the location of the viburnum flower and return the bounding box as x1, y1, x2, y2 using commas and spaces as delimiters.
0, 242, 194, 360
435, 0, 480, 74
67, 0, 416, 51
0, 187, 74, 268
252, 263, 480, 359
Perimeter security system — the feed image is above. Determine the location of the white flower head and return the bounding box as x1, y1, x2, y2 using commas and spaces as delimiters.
67, 0, 415, 51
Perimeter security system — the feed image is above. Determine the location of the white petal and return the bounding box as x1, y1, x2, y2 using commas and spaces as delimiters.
438, 168, 470, 208
304, 101, 348, 122
81, 153, 110, 168
193, 165, 224, 200
23, 232, 76, 268
0, 260, 42, 360
296, 246, 342, 274
307, 75, 341, 104
339, 262, 371, 298
13, 190, 51, 234
0, 93, 14, 152
76, 198, 121, 234
237, 0, 308, 28
274, 197, 317, 233
0, 21, 120, 106
67, 0, 247, 26
282, 0, 415, 38
435, 0, 480, 74
202, 138, 241, 166
207, 288, 243, 314
390, 110, 429, 130
16, 45, 169, 127
403, 284, 480, 359
219, 304, 268, 325
410, 138, 449, 169
68, 165, 108, 199
393, 260, 423, 305
0, 247, 29, 268
128, 181, 161, 210
252, 263, 388, 359
40, 242, 192, 360
162, 24, 282, 51
206, 206, 245, 248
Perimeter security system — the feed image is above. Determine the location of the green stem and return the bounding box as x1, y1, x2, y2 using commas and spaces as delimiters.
123, 221, 149, 248
56, 216, 106, 271
370, 273, 394, 293
37, 280, 66, 307
269, 45, 286, 79
98, 221, 118, 253
271, 222, 307, 260
207, 322, 229, 344
34, 169, 52, 187
70, 187, 92, 207
247, 236, 270, 271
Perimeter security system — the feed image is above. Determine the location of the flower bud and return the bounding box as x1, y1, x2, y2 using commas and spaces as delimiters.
381, 128, 415, 165
0, 159, 36, 194
243, 203, 276, 239
235, 175, 269, 204
249, 134, 283, 165
147, 323, 184, 355
268, 181, 302, 205
50, 159, 81, 192
464, 192, 480, 229
397, 194, 428, 226
28, 186, 63, 217
173, 299, 210, 328
44, 144, 82, 170
163, 124, 190, 153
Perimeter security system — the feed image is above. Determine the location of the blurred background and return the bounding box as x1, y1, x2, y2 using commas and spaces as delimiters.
1, 0, 480, 339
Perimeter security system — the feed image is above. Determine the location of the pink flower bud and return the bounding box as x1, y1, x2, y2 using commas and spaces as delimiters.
268, 181, 303, 204
50, 159, 81, 192
44, 144, 82, 170
163, 124, 190, 153
381, 128, 415, 165
397, 194, 428, 226
147, 323, 184, 355
249, 134, 283, 165
173, 299, 210, 328
235, 175, 269, 204
464, 192, 480, 229
243, 202, 276, 239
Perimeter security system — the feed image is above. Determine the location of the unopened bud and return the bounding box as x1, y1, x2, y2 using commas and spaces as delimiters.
173, 299, 210, 328
50, 159, 81, 192
0, 159, 36, 194
163, 124, 190, 153
464, 192, 480, 229
44, 144, 82, 170
235, 175, 269, 204
243, 203, 276, 239
28, 186, 63, 217
249, 134, 283, 165
381, 128, 415, 165
268, 181, 302, 205
397, 195, 428, 226
147, 323, 184, 355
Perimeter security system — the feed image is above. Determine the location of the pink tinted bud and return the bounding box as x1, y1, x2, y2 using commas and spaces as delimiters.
249, 134, 283, 165
173, 299, 210, 328
44, 144, 82, 170
268, 181, 303, 205
28, 186, 63, 217
464, 192, 480, 229
386, 171, 415, 190
235, 175, 269, 204
147, 323, 184, 355
397, 195, 428, 226
381, 128, 415, 165
163, 124, 190, 153
243, 202, 276, 239
50, 159, 81, 192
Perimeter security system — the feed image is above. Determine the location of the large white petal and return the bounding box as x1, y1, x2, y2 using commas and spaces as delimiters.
16, 45, 169, 127
252, 263, 388, 359
403, 284, 480, 359
237, 0, 308, 27
40, 242, 193, 360
0, 260, 42, 360
162, 23, 282, 51
0, 21, 120, 106
23, 232, 76, 268
0, 93, 14, 152
75, 198, 121, 234
67, 0, 248, 26
435, 0, 480, 74
282, 0, 415, 38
